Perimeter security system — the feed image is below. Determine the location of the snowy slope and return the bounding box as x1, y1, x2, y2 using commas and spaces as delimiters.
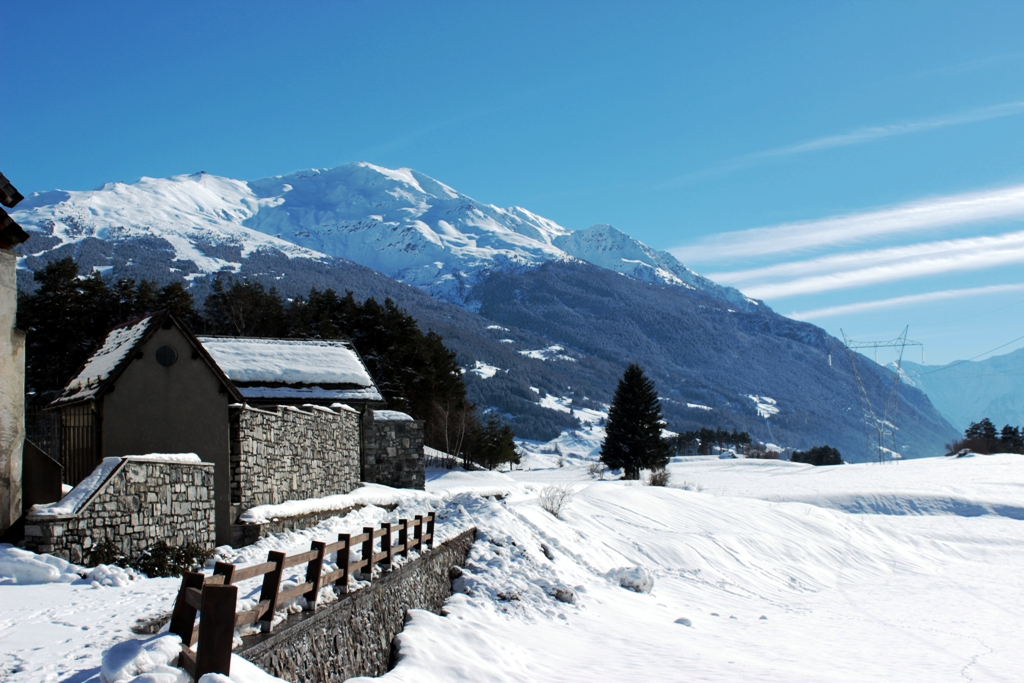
14, 172, 331, 276
553, 223, 754, 309
6, 454, 1022, 682
391, 455, 1024, 683
12, 163, 753, 308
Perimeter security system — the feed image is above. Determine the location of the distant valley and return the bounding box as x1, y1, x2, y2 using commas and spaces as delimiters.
902, 348, 1024, 432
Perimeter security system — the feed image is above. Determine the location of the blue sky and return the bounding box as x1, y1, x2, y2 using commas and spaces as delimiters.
3, 1, 1023, 365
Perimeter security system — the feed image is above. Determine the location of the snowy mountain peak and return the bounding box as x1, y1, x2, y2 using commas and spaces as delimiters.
13, 162, 755, 309
554, 223, 758, 310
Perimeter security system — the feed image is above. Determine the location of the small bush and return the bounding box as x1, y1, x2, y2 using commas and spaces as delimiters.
538, 485, 574, 518
791, 445, 843, 466
85, 539, 211, 577
646, 468, 671, 486
87, 538, 125, 567
131, 542, 212, 578
587, 461, 607, 480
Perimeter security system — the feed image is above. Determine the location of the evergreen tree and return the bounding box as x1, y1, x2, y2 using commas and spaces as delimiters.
155, 282, 199, 327
791, 445, 843, 466
965, 418, 998, 441
999, 425, 1023, 453
18, 259, 118, 403
203, 278, 286, 336
600, 363, 669, 479
470, 414, 520, 470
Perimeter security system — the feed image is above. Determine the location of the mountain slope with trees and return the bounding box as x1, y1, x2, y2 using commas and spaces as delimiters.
10, 165, 961, 460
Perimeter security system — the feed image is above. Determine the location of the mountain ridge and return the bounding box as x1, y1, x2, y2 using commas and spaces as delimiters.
14, 162, 756, 310
10, 162, 959, 460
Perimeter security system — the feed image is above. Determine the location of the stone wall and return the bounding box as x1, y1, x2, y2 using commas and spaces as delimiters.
239, 527, 476, 682
231, 502, 399, 548
23, 458, 216, 563
230, 405, 361, 515
362, 411, 425, 490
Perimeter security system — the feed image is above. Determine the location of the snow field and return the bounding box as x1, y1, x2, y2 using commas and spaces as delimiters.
369, 456, 1024, 682
4, 455, 1023, 682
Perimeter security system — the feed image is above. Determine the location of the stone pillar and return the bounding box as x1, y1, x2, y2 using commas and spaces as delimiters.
0, 249, 26, 533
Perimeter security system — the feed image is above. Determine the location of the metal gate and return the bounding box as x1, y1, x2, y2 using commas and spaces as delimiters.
59, 403, 100, 487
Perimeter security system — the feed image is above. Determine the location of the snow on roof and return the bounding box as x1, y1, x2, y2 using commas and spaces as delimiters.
198, 337, 374, 387
54, 316, 154, 404
237, 385, 383, 402
374, 410, 413, 421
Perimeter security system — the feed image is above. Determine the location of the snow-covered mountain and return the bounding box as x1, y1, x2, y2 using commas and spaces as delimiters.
15, 173, 330, 276
10, 162, 958, 459
13, 162, 755, 309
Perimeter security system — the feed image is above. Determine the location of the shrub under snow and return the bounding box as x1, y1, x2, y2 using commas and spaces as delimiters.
606, 566, 654, 593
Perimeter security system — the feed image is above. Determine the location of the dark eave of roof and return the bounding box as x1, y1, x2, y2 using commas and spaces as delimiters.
0, 173, 25, 209
0, 207, 29, 249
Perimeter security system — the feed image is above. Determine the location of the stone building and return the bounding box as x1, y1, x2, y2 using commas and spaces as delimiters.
48, 311, 426, 546
50, 311, 242, 544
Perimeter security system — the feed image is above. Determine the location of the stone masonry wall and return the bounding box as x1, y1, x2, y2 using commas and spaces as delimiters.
239, 527, 476, 682
23, 459, 215, 564
231, 405, 360, 514
362, 413, 425, 490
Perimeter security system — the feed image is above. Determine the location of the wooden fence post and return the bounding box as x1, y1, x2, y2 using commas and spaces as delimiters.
398, 519, 409, 558
427, 512, 436, 549
336, 533, 351, 592
360, 526, 375, 580
414, 514, 423, 552
258, 551, 286, 633
168, 572, 205, 644
382, 522, 393, 569
194, 584, 238, 680
213, 560, 236, 585
304, 541, 327, 610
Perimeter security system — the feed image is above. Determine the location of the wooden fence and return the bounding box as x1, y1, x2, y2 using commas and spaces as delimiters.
168, 512, 436, 680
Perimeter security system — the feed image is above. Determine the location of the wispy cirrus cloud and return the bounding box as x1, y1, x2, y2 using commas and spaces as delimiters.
671, 182, 1024, 263
661, 101, 1024, 188
789, 283, 1024, 320
753, 101, 1024, 158
712, 230, 1024, 298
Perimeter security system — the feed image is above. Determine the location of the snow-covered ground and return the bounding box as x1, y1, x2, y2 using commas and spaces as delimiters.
4, 454, 1024, 682
381, 454, 1024, 682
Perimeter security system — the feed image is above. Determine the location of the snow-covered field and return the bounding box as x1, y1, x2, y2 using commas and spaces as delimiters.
4, 454, 1023, 682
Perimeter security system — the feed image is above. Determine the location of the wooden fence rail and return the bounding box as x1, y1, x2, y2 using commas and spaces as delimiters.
169, 512, 436, 680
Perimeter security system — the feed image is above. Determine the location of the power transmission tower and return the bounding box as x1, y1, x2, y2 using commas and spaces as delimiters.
839, 327, 921, 463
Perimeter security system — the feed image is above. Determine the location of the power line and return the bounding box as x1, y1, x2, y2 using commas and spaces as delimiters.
918, 333, 1024, 376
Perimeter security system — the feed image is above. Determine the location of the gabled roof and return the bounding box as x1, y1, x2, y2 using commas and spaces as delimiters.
197, 336, 384, 404
51, 310, 241, 407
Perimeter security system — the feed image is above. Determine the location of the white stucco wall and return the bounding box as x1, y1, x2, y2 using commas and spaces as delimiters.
0, 249, 26, 531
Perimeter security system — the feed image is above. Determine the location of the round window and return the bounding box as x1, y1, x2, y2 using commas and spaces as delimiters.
155, 345, 178, 367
